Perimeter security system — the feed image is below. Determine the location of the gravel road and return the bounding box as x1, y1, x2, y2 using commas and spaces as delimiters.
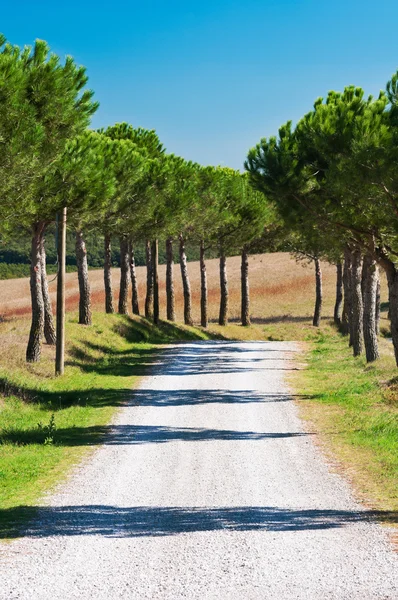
1, 341, 397, 599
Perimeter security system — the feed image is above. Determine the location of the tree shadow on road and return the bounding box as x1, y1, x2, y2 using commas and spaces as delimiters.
1, 422, 313, 447
1, 504, 396, 540
67, 339, 299, 378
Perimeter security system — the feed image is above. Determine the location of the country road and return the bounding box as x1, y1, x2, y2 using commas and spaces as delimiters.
0, 341, 397, 599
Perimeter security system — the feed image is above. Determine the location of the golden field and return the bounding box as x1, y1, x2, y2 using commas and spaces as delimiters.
0, 252, 338, 323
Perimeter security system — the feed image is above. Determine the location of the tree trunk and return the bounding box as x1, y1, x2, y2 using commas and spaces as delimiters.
152, 239, 159, 325
26, 222, 46, 362
362, 253, 379, 362
129, 240, 140, 316
166, 238, 175, 321
55, 207, 67, 376
40, 236, 56, 345
200, 240, 208, 328
179, 234, 193, 326
145, 239, 154, 319
312, 258, 322, 327
382, 257, 398, 366
241, 247, 250, 326
334, 261, 343, 326
375, 274, 381, 336
219, 250, 229, 326
350, 247, 364, 357
104, 233, 114, 314
75, 230, 92, 325
118, 235, 130, 315
343, 246, 353, 340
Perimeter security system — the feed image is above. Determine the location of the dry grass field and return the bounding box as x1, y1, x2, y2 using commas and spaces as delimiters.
0, 252, 338, 325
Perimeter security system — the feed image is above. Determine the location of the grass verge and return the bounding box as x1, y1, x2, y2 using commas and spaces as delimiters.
0, 312, 226, 538
293, 324, 398, 514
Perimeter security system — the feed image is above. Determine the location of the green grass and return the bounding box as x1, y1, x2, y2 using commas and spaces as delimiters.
294, 324, 398, 511
0, 312, 228, 536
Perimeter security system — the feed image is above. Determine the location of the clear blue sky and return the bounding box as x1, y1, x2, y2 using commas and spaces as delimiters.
2, 1, 397, 169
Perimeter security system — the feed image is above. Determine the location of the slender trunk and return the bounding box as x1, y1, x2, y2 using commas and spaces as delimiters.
219, 250, 229, 326
312, 258, 322, 327
382, 256, 398, 366
55, 208, 67, 376
362, 253, 379, 362
350, 247, 364, 357
241, 247, 250, 326
200, 240, 208, 328
166, 238, 175, 321
40, 236, 56, 345
26, 222, 45, 362
129, 240, 140, 315
343, 246, 353, 341
145, 239, 154, 319
375, 274, 381, 336
118, 235, 130, 315
152, 239, 159, 325
104, 233, 114, 314
75, 230, 92, 325
179, 234, 193, 326
334, 261, 343, 326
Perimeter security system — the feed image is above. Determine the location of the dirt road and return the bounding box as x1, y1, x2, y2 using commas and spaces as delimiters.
1, 342, 397, 599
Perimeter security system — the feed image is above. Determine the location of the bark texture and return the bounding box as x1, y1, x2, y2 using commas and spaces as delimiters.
350, 247, 364, 357
104, 233, 114, 314
373, 250, 398, 364
375, 275, 381, 336
343, 246, 353, 340
118, 235, 130, 315
385, 264, 398, 366
312, 258, 322, 327
166, 238, 175, 321
40, 237, 56, 345
241, 247, 250, 326
334, 262, 343, 326
76, 230, 92, 325
200, 240, 208, 328
129, 241, 140, 316
219, 251, 229, 326
179, 234, 193, 326
145, 239, 154, 319
26, 223, 45, 362
152, 239, 159, 325
362, 253, 379, 362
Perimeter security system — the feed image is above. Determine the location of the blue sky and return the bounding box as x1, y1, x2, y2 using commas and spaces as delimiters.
2, 1, 398, 169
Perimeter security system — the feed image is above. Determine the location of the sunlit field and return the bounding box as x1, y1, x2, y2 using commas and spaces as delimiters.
0, 251, 336, 321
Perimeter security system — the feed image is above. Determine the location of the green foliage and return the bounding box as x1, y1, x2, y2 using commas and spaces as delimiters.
245, 79, 398, 265
37, 413, 56, 445
0, 35, 98, 234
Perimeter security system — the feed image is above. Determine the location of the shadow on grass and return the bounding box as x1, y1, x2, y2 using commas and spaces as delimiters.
380, 301, 389, 312
1, 422, 313, 447
112, 316, 228, 344
1, 504, 397, 540
251, 315, 313, 325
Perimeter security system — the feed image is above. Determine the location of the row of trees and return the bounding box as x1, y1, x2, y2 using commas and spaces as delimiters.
246, 75, 398, 365
0, 35, 271, 364
4, 34, 394, 370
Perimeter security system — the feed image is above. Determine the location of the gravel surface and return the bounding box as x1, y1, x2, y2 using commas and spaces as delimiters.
1, 340, 397, 599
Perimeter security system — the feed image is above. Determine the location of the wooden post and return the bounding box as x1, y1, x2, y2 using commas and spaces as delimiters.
55, 207, 67, 375
152, 239, 159, 325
